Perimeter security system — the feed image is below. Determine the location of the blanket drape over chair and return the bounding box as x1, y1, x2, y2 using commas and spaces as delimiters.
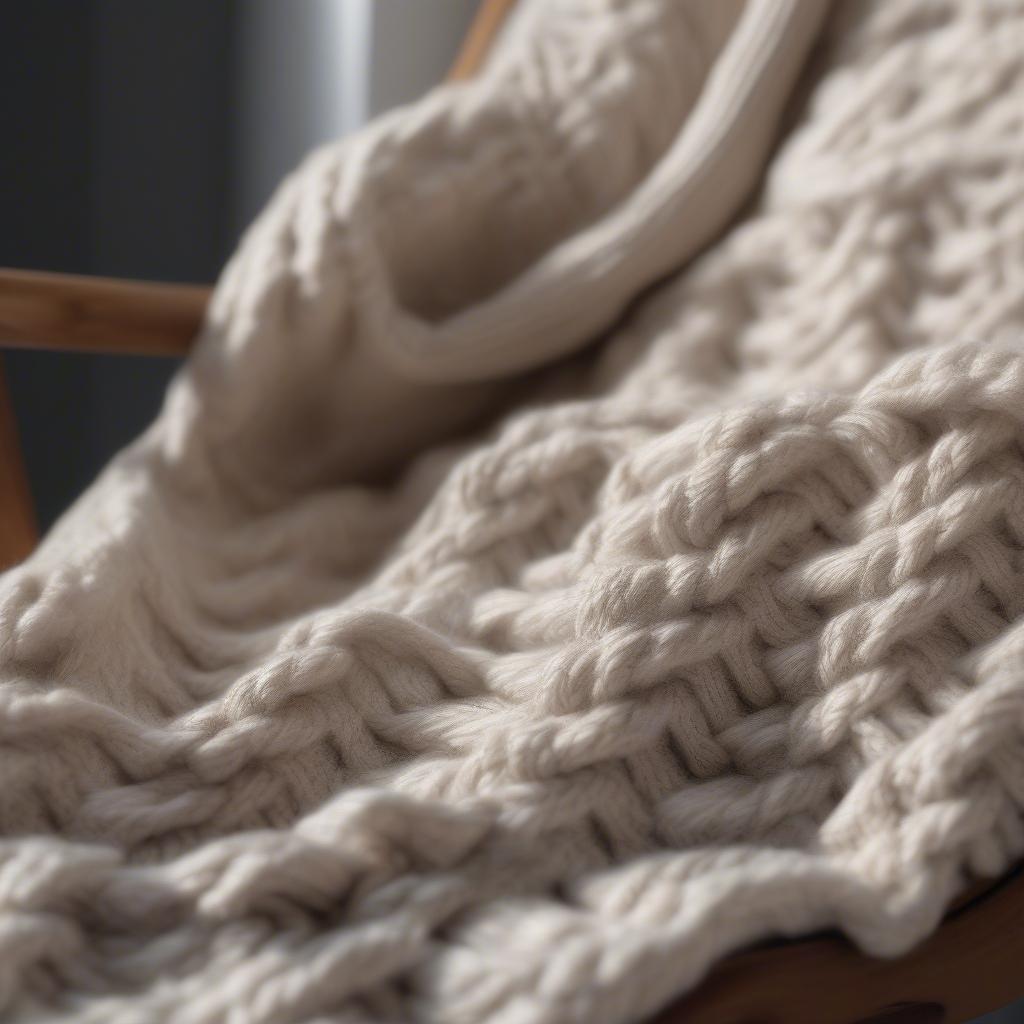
3, 1, 1024, 1021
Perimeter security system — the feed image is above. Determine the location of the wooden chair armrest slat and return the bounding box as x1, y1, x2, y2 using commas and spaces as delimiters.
0, 268, 209, 357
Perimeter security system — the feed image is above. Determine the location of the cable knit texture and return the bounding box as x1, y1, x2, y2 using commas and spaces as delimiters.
3, 0, 1024, 1020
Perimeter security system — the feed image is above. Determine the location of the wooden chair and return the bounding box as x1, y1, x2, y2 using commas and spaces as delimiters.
1, 3, 1022, 1021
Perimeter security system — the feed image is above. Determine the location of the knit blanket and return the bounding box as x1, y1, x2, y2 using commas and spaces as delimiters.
4, 1, 1024, 1021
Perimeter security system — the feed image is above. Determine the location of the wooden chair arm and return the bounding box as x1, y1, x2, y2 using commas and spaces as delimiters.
0, 268, 209, 357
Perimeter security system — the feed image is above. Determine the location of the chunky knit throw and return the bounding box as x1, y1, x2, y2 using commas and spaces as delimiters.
4, 1, 1024, 1020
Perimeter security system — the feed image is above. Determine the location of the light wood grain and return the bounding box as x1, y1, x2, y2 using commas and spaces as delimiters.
447, 0, 518, 80
0, 268, 209, 357
0, 357, 37, 568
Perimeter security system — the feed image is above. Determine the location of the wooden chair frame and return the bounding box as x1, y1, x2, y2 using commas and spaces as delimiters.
1, 3, 1022, 1021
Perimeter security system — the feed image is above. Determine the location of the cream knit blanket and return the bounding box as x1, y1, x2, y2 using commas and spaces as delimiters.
4, 1, 1024, 1021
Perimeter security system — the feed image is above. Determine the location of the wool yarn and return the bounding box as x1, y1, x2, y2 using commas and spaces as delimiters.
3, 0, 1024, 1021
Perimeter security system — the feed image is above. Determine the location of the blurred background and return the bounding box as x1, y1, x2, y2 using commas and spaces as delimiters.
0, 0, 475, 529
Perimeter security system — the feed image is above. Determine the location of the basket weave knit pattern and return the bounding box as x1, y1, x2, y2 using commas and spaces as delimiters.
3, 1, 1024, 1021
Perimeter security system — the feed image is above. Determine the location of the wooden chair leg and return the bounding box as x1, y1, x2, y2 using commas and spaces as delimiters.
0, 354, 38, 569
